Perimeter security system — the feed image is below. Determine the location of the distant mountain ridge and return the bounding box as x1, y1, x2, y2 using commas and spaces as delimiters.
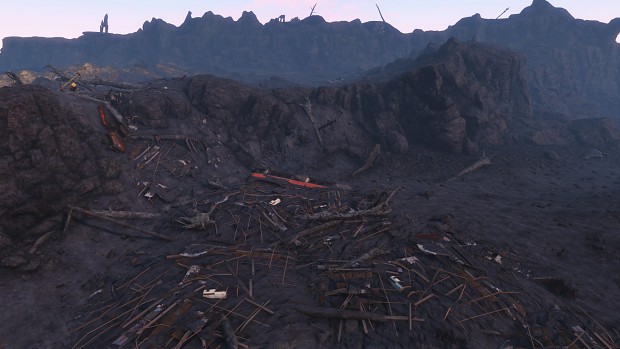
1, 0, 619, 119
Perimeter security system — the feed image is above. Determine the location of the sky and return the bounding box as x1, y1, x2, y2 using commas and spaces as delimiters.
0, 0, 618, 48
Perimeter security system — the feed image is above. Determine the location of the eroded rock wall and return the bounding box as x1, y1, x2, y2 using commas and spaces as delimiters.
0, 86, 121, 238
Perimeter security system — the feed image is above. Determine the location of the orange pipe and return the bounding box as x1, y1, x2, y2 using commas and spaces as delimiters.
250, 172, 327, 189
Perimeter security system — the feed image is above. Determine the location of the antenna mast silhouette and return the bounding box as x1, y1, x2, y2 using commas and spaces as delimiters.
376, 4, 386, 23
309, 3, 317, 17
496, 7, 509, 19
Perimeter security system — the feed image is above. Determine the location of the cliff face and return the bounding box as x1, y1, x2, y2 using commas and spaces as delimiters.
427, 0, 620, 120
1, 1, 619, 119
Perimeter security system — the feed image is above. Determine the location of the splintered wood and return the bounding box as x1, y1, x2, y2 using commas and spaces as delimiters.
69, 177, 618, 348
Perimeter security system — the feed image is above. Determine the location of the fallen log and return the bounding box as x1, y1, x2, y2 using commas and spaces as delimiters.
295, 305, 424, 322
130, 134, 202, 142
71, 206, 173, 241
81, 77, 144, 90
89, 210, 161, 219
73, 94, 125, 125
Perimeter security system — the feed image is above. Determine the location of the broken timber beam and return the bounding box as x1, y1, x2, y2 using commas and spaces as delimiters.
244, 298, 275, 315
71, 206, 174, 241
221, 318, 239, 349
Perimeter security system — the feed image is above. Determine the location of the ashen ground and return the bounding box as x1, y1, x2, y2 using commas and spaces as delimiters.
0, 139, 618, 348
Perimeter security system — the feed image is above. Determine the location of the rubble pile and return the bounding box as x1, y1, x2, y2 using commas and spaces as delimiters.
69, 177, 618, 349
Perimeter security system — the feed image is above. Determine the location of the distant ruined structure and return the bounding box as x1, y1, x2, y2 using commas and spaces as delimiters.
100, 14, 109, 34
0, 1, 619, 120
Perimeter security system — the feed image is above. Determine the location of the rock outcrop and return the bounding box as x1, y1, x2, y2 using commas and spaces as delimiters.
0, 86, 122, 238
380, 39, 532, 153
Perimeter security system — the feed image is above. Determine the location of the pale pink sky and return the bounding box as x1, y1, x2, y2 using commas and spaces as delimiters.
0, 0, 618, 48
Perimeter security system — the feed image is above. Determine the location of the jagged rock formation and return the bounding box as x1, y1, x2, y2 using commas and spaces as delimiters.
1, 1, 618, 120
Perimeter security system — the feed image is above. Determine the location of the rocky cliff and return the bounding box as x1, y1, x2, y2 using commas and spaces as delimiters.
1, 1, 619, 119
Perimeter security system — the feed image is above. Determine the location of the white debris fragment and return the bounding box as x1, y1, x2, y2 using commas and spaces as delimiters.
269, 198, 282, 206
389, 276, 404, 291
181, 265, 201, 284
400, 256, 419, 264
417, 244, 438, 255
203, 289, 227, 299
88, 289, 103, 299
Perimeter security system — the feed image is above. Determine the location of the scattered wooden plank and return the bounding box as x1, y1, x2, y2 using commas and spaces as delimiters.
287, 220, 342, 245
141, 300, 193, 345
244, 298, 275, 315
238, 300, 272, 333
297, 187, 400, 221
